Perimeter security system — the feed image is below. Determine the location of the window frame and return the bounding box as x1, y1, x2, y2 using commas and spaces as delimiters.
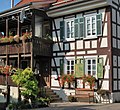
85, 14, 97, 38
85, 58, 97, 78
64, 18, 75, 41
65, 58, 75, 75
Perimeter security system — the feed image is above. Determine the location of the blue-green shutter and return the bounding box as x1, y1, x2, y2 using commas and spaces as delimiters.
60, 21, 65, 41
74, 18, 79, 38
79, 17, 85, 38
96, 14, 102, 36
97, 58, 103, 78
75, 58, 84, 78
60, 59, 64, 75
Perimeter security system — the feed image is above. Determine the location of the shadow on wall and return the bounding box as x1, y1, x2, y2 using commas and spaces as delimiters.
52, 88, 68, 101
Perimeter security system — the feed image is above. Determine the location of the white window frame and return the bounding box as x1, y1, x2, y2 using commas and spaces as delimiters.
64, 58, 75, 75
65, 18, 75, 41
85, 15, 97, 38
85, 58, 97, 78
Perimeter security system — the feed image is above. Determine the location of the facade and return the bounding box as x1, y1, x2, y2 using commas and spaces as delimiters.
47, 0, 120, 103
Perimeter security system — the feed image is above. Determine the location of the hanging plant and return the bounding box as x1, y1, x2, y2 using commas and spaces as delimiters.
61, 74, 75, 86
82, 75, 95, 89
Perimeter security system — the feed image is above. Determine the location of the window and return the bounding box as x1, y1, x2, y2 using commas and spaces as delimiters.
86, 16, 96, 37
65, 19, 74, 40
60, 13, 102, 40
75, 58, 103, 79
85, 58, 96, 77
66, 60, 75, 74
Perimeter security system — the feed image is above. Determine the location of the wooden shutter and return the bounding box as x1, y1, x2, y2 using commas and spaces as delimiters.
75, 58, 84, 78
79, 17, 85, 38
60, 59, 64, 75
74, 18, 79, 38
60, 21, 65, 41
96, 14, 102, 36
97, 58, 103, 78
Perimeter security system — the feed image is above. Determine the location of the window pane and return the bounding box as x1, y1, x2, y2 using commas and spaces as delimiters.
88, 60, 91, 64
67, 61, 70, 65
67, 66, 70, 70
92, 65, 96, 70
92, 60, 96, 64
71, 61, 74, 65
71, 66, 74, 70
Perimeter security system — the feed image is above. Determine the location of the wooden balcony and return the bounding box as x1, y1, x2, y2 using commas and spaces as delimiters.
0, 37, 53, 57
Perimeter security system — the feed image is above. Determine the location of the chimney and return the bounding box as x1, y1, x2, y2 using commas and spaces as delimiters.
11, 0, 14, 8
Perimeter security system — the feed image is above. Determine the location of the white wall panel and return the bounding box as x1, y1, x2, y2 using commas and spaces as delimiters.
53, 43, 59, 51
100, 38, 108, 48
103, 23, 107, 36
10, 87, 18, 102
87, 50, 97, 54
54, 18, 63, 30
70, 42, 75, 50
92, 40, 97, 48
60, 43, 63, 50
57, 52, 65, 56
66, 52, 74, 56
64, 43, 70, 51
85, 41, 90, 49
101, 80, 109, 90
77, 40, 83, 49
77, 51, 85, 55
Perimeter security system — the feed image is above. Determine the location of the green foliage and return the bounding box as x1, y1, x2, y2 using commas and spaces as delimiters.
68, 95, 77, 102
11, 68, 39, 101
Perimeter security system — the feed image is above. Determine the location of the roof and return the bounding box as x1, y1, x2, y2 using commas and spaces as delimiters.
16, 0, 57, 8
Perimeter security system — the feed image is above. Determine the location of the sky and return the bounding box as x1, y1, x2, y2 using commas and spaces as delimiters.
0, 0, 20, 12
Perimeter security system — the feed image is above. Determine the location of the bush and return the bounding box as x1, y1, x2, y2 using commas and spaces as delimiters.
68, 95, 77, 102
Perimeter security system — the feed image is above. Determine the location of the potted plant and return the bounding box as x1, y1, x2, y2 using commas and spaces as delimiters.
61, 74, 75, 88
82, 75, 95, 89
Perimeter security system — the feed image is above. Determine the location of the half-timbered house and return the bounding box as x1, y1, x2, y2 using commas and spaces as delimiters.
47, 0, 120, 103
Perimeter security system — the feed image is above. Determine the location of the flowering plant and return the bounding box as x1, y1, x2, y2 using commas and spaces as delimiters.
82, 75, 95, 89
61, 74, 75, 85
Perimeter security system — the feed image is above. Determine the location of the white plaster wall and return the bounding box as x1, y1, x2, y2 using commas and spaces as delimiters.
101, 80, 109, 90
76, 51, 85, 55
99, 9, 108, 36
52, 31, 60, 42
64, 43, 70, 51
70, 42, 75, 50
10, 86, 18, 103
117, 11, 120, 25
66, 52, 74, 56
60, 43, 63, 51
76, 40, 83, 49
87, 50, 97, 54
100, 38, 108, 48
92, 40, 97, 48
54, 18, 63, 30
118, 40, 120, 49
85, 41, 90, 49
53, 43, 59, 51
51, 75, 60, 87
118, 69, 120, 79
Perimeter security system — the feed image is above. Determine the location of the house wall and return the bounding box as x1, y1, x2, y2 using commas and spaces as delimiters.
51, 7, 112, 101
111, 0, 120, 102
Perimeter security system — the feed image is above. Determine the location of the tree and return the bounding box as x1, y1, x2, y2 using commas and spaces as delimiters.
11, 68, 39, 102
